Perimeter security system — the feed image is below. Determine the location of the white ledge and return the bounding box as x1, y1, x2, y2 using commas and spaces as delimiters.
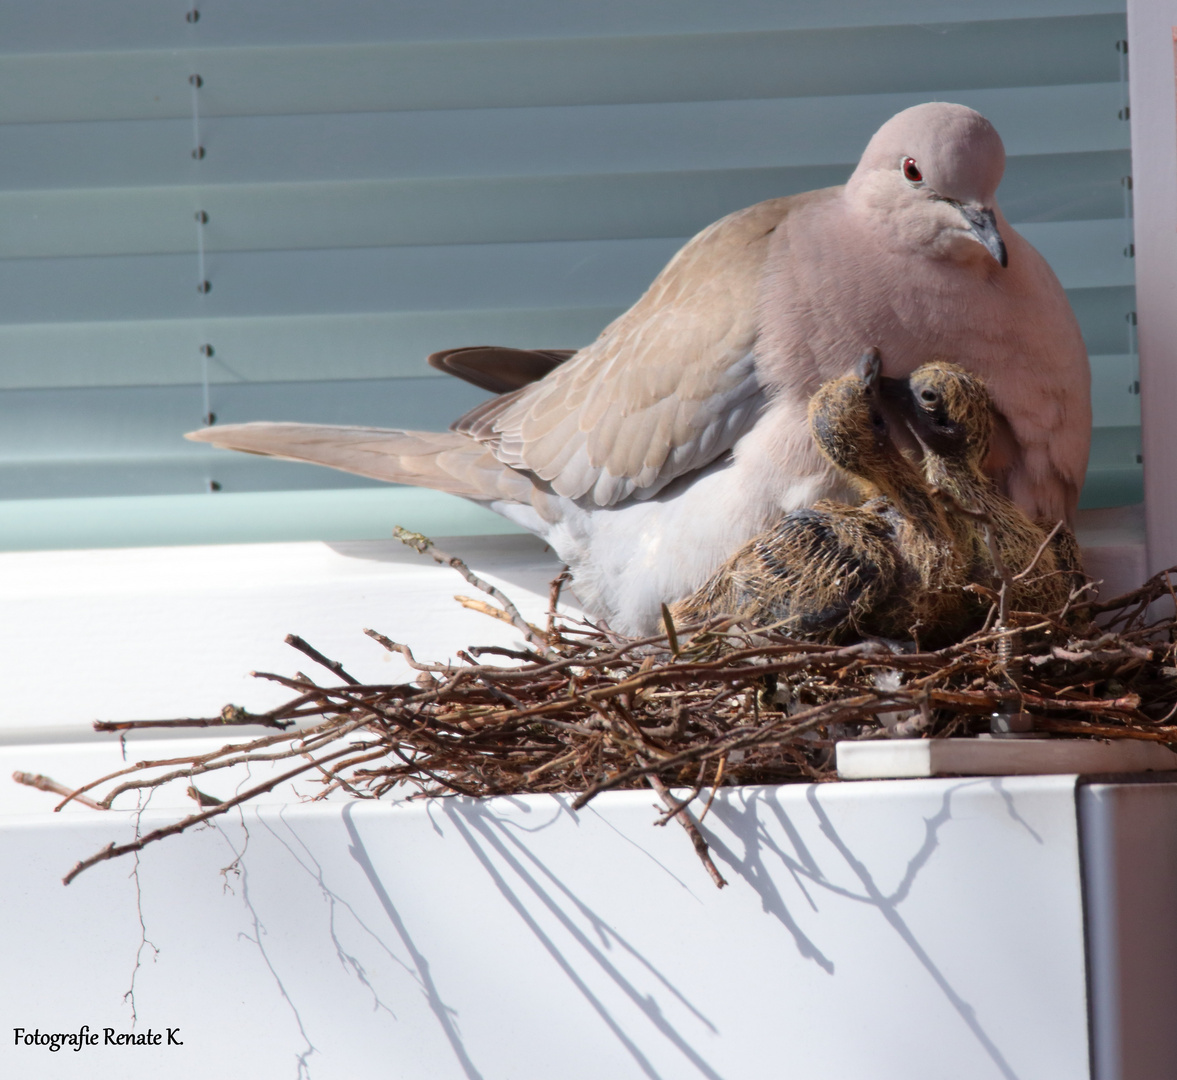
837, 737, 1177, 780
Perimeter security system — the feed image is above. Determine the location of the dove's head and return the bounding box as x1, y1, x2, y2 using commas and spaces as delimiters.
847, 103, 1008, 268
882, 361, 994, 469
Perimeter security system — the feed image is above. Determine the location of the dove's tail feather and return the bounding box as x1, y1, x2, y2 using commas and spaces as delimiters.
184, 422, 539, 505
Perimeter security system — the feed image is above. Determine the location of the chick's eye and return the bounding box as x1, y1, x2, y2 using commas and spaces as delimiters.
920, 388, 938, 403
902, 157, 923, 184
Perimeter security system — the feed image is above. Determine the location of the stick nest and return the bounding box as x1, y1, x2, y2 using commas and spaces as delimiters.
27, 531, 1177, 888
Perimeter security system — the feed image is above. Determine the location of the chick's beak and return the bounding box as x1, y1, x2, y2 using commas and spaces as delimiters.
958, 205, 1007, 268
876, 373, 910, 409
874, 372, 929, 458
854, 346, 882, 385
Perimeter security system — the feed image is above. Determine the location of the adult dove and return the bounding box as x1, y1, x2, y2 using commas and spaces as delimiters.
187, 102, 1090, 635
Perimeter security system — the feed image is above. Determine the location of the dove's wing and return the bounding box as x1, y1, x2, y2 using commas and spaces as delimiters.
453, 193, 821, 507
184, 423, 539, 504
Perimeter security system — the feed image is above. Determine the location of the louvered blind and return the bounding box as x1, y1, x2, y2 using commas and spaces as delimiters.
0, 0, 1137, 549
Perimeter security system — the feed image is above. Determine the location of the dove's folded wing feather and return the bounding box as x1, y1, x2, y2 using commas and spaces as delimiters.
452, 196, 805, 506
427, 346, 575, 394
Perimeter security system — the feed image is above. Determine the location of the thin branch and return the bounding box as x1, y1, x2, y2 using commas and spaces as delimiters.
394, 526, 553, 654
13, 771, 106, 810
646, 772, 727, 888
285, 634, 359, 685
63, 744, 361, 885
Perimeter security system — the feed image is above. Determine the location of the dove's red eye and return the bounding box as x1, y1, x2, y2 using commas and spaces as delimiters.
902, 157, 923, 183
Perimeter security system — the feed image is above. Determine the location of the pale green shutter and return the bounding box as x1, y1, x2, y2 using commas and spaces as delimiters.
0, 1, 1135, 548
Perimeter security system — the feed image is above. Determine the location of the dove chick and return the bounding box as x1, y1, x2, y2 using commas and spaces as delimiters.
883, 362, 1084, 617
671, 351, 970, 646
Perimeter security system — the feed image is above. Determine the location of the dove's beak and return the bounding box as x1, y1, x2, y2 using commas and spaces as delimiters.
959, 205, 1007, 268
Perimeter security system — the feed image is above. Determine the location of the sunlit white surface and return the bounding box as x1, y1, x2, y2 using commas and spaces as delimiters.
0, 778, 1091, 1080
0, 534, 567, 736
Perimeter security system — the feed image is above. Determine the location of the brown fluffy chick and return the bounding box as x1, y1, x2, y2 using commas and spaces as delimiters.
883, 361, 1083, 616
671, 350, 969, 646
